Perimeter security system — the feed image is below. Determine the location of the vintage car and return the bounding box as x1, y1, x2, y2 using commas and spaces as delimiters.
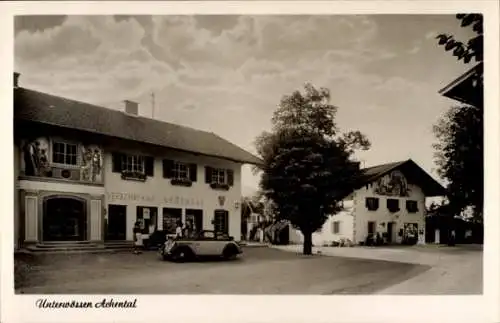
158, 230, 243, 262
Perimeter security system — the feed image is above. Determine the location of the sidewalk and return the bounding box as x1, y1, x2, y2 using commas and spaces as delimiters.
272, 244, 483, 294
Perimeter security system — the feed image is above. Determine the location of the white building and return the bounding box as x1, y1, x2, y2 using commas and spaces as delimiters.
289, 160, 445, 246
13, 73, 261, 250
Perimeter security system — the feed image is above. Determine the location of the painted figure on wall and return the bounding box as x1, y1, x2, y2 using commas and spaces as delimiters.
81, 145, 102, 182
22, 137, 50, 176
22, 139, 39, 176
374, 170, 409, 197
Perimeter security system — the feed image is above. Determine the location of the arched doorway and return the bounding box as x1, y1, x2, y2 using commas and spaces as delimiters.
43, 196, 87, 241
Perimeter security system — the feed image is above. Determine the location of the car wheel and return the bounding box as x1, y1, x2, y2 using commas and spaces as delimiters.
223, 247, 237, 260
171, 248, 192, 262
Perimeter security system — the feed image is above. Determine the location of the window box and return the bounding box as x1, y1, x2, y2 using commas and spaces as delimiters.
171, 178, 193, 187
209, 182, 230, 190
121, 170, 147, 181
205, 166, 234, 190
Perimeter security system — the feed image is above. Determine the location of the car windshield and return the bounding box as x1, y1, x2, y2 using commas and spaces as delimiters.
200, 231, 215, 239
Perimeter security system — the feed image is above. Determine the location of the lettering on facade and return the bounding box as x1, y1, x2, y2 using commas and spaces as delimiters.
107, 192, 203, 207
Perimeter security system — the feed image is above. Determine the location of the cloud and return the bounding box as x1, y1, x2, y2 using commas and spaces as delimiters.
15, 16, 176, 104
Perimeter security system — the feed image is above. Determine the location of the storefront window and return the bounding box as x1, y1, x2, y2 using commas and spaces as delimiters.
162, 208, 182, 234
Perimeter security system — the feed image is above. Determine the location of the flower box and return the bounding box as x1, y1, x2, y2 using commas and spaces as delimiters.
121, 171, 147, 181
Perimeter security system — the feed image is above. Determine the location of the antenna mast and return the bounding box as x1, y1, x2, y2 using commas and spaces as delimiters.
151, 92, 155, 118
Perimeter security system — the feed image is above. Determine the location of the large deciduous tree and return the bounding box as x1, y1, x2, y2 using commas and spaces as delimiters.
255, 83, 370, 255
433, 14, 484, 221
432, 104, 483, 220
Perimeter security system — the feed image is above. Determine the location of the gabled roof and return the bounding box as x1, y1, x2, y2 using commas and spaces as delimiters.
438, 62, 483, 107
14, 87, 262, 165
356, 159, 446, 197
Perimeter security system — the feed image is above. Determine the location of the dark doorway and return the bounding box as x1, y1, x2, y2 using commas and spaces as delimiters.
106, 204, 127, 240
186, 209, 203, 233
367, 221, 376, 235
214, 209, 229, 234
387, 222, 394, 243
43, 196, 86, 241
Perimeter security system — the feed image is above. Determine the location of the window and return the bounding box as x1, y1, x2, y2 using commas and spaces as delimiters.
332, 221, 340, 234
212, 168, 226, 185
122, 155, 144, 173
162, 208, 182, 234
173, 162, 189, 180
406, 200, 419, 213
205, 167, 234, 189
52, 141, 78, 165
387, 199, 400, 213
365, 197, 379, 211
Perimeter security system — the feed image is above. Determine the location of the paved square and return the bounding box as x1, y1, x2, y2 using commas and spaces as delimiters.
15, 247, 430, 294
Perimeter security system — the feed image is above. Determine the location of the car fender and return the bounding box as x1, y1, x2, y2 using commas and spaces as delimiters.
170, 243, 195, 256
222, 241, 242, 255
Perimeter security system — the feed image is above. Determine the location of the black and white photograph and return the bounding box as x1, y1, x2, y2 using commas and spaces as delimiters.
2, 1, 499, 323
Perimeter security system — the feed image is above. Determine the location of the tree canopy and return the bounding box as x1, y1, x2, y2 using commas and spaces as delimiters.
255, 83, 370, 254
436, 14, 483, 64
433, 14, 484, 221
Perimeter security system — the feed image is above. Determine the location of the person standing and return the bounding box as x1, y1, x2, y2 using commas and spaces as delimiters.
133, 221, 143, 254
175, 220, 183, 239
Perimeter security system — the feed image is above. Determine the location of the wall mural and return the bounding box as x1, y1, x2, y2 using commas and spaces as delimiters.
22, 137, 50, 177
21, 138, 103, 183
80, 145, 103, 182
374, 170, 410, 197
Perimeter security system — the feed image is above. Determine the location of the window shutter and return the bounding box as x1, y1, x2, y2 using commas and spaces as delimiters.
163, 159, 174, 178
145, 156, 154, 176
205, 166, 212, 183
189, 163, 197, 182
227, 169, 234, 186
112, 153, 123, 173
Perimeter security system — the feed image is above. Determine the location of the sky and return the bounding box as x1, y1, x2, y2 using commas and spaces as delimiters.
14, 15, 476, 197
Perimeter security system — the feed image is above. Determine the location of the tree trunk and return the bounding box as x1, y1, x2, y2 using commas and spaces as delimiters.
303, 230, 313, 255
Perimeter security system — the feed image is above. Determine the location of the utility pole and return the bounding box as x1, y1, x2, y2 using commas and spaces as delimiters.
151, 92, 155, 118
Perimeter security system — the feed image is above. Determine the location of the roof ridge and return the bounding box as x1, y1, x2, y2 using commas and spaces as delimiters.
19, 86, 224, 139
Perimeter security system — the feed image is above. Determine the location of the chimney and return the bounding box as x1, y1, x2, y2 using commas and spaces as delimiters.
123, 100, 138, 115
14, 72, 20, 88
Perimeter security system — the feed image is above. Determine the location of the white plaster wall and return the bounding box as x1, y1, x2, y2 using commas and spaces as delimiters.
288, 200, 354, 246
103, 149, 242, 241
353, 183, 426, 244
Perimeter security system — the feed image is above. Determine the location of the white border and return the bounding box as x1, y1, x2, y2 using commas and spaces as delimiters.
1, 1, 499, 323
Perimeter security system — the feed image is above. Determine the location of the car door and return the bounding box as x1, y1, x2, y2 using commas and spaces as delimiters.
193, 231, 219, 256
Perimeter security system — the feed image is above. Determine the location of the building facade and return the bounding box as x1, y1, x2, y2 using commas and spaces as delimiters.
14, 73, 261, 249
289, 160, 445, 246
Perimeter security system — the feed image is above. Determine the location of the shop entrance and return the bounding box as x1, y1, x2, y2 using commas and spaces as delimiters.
106, 204, 127, 240
43, 196, 86, 241
214, 209, 229, 234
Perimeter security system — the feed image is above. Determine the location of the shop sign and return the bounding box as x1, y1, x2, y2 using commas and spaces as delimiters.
107, 192, 203, 207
